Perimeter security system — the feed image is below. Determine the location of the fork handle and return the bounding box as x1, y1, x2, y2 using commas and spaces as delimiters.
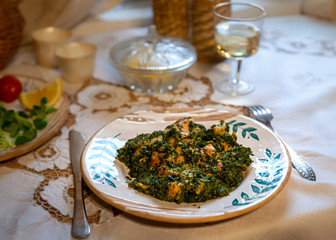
274, 133, 316, 181
285, 144, 316, 181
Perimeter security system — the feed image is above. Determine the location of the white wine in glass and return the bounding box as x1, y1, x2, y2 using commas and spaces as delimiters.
215, 22, 261, 59
213, 2, 265, 96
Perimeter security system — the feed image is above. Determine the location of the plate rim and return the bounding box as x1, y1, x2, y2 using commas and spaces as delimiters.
81, 107, 292, 223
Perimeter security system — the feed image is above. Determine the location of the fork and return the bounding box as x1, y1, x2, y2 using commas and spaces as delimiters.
246, 105, 316, 181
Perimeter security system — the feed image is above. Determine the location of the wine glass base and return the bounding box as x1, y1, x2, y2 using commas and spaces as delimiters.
215, 80, 254, 96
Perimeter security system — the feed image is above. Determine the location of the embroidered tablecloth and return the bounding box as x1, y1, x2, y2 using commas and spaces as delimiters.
1, 15, 336, 240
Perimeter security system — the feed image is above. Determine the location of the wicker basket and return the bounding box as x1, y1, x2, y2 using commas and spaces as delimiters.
0, 0, 25, 70
152, 0, 229, 63
153, 0, 190, 41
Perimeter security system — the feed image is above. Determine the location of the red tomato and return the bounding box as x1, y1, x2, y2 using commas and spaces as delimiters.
0, 75, 23, 103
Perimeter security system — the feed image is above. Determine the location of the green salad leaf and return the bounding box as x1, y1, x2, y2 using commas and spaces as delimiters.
0, 97, 57, 152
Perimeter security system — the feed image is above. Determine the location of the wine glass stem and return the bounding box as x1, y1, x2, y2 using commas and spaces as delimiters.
230, 59, 242, 88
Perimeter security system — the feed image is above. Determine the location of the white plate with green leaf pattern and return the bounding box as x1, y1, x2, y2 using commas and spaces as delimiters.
81, 108, 291, 223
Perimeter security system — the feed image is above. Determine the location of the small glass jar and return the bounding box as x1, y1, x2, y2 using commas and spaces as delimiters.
109, 26, 197, 94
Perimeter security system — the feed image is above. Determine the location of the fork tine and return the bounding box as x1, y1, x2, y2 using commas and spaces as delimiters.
258, 105, 274, 130
247, 105, 274, 130
257, 105, 274, 120
256, 105, 267, 117
249, 105, 259, 114
251, 105, 264, 119
247, 105, 260, 119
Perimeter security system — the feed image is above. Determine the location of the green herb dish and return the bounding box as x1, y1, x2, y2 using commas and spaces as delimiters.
82, 108, 291, 223
117, 118, 253, 203
0, 97, 57, 152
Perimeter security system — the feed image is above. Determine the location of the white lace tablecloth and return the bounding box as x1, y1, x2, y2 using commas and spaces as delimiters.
1, 15, 336, 240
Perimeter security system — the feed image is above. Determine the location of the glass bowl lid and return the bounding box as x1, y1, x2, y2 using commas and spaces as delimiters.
110, 25, 197, 73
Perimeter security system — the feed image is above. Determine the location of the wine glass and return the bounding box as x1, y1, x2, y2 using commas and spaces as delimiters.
213, 2, 265, 96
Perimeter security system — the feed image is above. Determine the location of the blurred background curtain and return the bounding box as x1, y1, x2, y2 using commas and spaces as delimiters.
16, 0, 122, 44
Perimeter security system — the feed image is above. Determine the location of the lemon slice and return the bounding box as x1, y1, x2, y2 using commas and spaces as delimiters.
19, 78, 63, 109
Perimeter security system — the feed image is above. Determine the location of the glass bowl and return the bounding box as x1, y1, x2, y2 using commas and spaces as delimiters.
109, 26, 197, 94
